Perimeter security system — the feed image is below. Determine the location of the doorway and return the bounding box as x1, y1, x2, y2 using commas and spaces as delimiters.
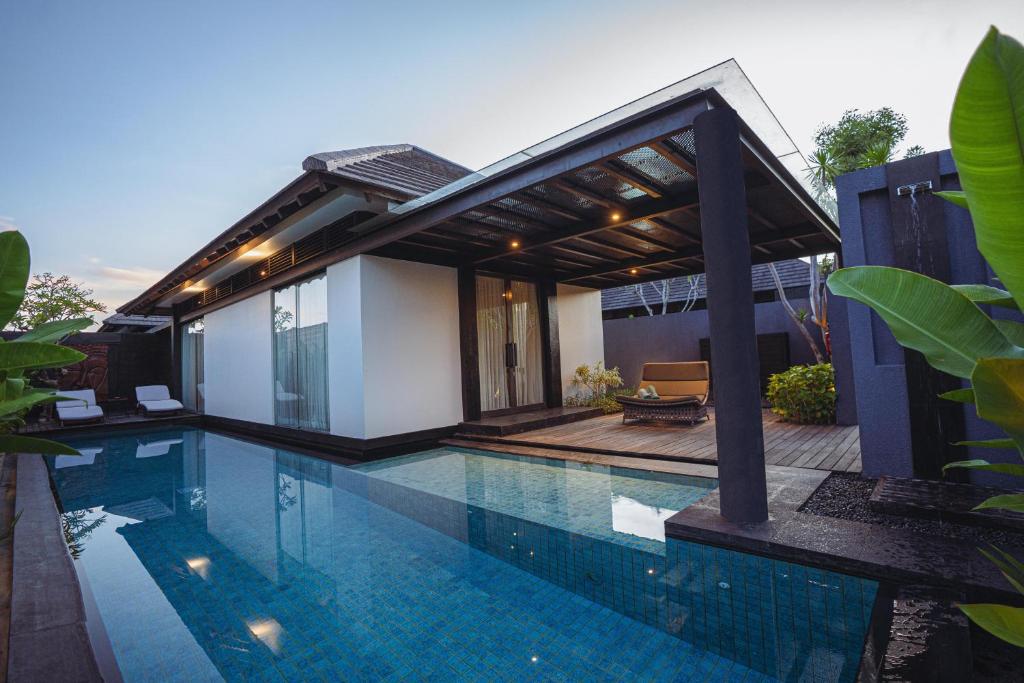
476, 276, 544, 414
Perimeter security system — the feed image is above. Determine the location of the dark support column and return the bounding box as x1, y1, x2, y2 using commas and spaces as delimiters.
538, 279, 563, 408
694, 107, 768, 524
457, 267, 481, 422
170, 306, 183, 402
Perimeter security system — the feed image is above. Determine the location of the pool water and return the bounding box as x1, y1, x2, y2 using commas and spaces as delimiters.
51, 427, 876, 682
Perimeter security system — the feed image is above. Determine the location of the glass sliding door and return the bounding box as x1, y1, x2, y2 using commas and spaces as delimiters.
181, 317, 205, 413
273, 273, 329, 431
476, 275, 544, 413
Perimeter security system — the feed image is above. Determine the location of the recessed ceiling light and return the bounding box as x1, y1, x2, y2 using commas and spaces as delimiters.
610, 212, 621, 222
510, 240, 520, 249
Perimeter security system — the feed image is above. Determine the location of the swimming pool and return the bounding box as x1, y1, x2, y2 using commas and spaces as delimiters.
50, 427, 876, 682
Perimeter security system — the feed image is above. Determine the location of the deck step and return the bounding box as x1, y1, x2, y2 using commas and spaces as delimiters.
869, 475, 1024, 531
457, 406, 603, 437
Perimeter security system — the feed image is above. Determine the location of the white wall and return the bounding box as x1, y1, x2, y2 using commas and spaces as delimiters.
556, 283, 605, 400
203, 290, 274, 424
359, 256, 463, 438
326, 257, 366, 438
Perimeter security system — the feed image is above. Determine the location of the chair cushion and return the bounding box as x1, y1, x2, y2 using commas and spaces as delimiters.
136, 385, 171, 402
641, 362, 709, 402
57, 404, 104, 422
139, 399, 183, 413
58, 389, 97, 406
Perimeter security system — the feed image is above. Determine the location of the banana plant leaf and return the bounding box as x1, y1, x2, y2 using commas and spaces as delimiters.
935, 189, 968, 208
972, 358, 1024, 452
959, 604, 1024, 647
951, 439, 1018, 449
0, 231, 30, 330
975, 493, 1024, 513
940, 388, 976, 403
980, 546, 1024, 595
827, 266, 1024, 378
13, 318, 91, 344
944, 459, 1024, 476
0, 389, 63, 416
0, 342, 85, 371
0, 435, 79, 456
949, 27, 1024, 311
951, 284, 1018, 309
995, 320, 1024, 346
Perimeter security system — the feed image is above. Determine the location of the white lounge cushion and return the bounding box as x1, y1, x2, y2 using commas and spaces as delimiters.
139, 399, 183, 413
136, 438, 183, 458
58, 389, 98, 406
55, 447, 101, 469
136, 385, 171, 402
56, 404, 104, 423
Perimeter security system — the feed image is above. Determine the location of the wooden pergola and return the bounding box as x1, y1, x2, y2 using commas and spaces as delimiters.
345, 85, 838, 524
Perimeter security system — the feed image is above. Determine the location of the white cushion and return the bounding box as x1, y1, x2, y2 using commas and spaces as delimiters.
136, 385, 171, 402
58, 389, 97, 406
136, 438, 183, 458
139, 399, 183, 413
56, 404, 104, 422
55, 448, 100, 469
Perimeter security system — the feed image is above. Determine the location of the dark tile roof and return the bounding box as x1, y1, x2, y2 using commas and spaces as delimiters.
601, 258, 812, 311
303, 145, 473, 198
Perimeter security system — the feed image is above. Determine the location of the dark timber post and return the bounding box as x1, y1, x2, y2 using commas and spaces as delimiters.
694, 107, 768, 524
457, 266, 482, 422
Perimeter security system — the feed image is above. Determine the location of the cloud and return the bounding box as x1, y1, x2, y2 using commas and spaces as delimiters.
0, 216, 19, 232
61, 262, 169, 321
93, 265, 165, 289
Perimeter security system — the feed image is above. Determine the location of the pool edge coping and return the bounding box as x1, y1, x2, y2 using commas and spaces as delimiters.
8, 454, 104, 682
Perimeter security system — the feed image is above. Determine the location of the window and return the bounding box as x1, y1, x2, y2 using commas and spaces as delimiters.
181, 317, 205, 413
273, 274, 329, 431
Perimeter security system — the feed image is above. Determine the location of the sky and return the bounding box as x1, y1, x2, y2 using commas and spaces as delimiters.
2, 0, 1023, 319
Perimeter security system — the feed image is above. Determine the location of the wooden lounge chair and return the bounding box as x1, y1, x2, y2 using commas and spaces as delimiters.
615, 361, 710, 424
55, 389, 105, 426
135, 385, 184, 415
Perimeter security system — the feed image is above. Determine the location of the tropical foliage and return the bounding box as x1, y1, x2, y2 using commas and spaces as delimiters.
827, 26, 1024, 647
0, 232, 89, 456
808, 107, 924, 190
9, 271, 106, 331
565, 362, 627, 414
766, 363, 836, 425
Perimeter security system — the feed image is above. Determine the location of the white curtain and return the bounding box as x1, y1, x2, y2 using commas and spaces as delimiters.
273, 274, 329, 431
181, 318, 204, 412
476, 276, 509, 412
510, 281, 543, 406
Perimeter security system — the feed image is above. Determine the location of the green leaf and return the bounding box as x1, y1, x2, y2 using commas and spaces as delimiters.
944, 459, 1024, 476
935, 189, 969, 208
975, 493, 1024, 513
995, 319, 1024, 346
13, 318, 91, 344
827, 266, 1024, 378
940, 388, 976, 403
958, 603, 1024, 647
0, 231, 30, 330
0, 342, 84, 371
972, 358, 1024, 452
0, 435, 79, 456
949, 27, 1024, 311
979, 545, 1024, 595
951, 439, 1019, 449
951, 284, 1018, 309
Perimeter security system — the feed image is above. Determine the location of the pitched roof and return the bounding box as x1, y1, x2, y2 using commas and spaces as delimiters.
601, 258, 812, 311
303, 145, 473, 199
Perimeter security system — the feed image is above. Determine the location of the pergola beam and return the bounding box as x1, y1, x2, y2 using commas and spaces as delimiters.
598, 162, 665, 199
469, 191, 701, 265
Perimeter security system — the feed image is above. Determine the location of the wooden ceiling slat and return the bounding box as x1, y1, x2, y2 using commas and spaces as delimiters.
648, 139, 698, 177
546, 178, 622, 210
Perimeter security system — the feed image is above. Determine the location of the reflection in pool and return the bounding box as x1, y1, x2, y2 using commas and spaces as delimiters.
50, 427, 876, 682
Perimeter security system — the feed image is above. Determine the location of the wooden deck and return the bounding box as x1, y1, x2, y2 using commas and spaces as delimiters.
462, 408, 860, 472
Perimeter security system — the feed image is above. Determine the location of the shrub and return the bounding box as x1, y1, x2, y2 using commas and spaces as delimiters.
766, 363, 835, 425
565, 362, 626, 414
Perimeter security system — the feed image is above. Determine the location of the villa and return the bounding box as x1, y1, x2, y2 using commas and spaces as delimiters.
7, 57, 1022, 683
